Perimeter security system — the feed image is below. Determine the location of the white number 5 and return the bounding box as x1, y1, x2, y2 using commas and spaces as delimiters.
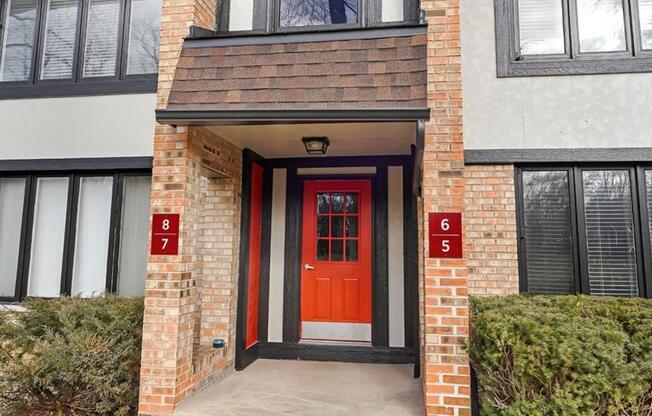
441, 218, 450, 231
442, 240, 450, 253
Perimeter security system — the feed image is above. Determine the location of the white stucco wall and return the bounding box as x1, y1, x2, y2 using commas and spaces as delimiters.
0, 94, 156, 159
461, 0, 652, 150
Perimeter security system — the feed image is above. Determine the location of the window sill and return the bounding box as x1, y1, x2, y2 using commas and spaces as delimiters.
498, 56, 652, 78
0, 76, 157, 100
185, 23, 427, 48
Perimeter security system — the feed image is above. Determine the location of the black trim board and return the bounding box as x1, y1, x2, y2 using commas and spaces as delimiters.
258, 342, 415, 364
156, 109, 431, 125
403, 147, 420, 377
465, 148, 652, 165
184, 24, 427, 48
0, 78, 157, 100
257, 167, 274, 344
373, 167, 389, 347
235, 149, 265, 370
265, 155, 411, 169
281, 168, 302, 343
0, 157, 153, 172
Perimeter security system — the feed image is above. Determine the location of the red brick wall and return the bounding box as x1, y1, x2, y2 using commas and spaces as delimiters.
420, 0, 471, 414
465, 165, 519, 296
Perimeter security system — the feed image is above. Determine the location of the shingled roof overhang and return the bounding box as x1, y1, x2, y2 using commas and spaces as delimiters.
155, 108, 431, 126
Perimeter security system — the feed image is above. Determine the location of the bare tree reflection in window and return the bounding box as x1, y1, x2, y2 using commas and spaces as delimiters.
280, 0, 358, 27
1, 0, 39, 81
126, 0, 161, 74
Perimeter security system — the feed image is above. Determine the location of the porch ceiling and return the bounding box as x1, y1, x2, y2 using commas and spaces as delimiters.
205, 122, 416, 158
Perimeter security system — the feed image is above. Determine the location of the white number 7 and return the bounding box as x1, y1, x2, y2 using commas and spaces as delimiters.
162, 238, 169, 250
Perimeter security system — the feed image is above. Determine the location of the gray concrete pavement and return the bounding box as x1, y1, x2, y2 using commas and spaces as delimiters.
174, 359, 424, 416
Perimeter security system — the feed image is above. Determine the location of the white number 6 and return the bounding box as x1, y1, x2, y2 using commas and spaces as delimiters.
441, 218, 450, 231
442, 240, 450, 253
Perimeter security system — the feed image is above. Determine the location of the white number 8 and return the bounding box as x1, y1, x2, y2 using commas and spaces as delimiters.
162, 219, 170, 231
441, 218, 450, 231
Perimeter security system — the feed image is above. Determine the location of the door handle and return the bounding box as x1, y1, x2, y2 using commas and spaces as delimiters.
304, 264, 315, 271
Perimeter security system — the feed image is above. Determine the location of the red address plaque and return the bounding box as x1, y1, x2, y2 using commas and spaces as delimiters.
151, 214, 180, 255
429, 212, 463, 259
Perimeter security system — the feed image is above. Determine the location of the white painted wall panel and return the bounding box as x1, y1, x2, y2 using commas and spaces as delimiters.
0, 94, 156, 159
388, 166, 405, 348
461, 0, 652, 150
267, 168, 287, 343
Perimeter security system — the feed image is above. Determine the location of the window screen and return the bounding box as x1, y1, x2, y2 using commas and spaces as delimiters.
0, 0, 39, 82
645, 170, 652, 266
27, 177, 69, 298
0, 179, 26, 298
40, 0, 79, 80
521, 171, 575, 294
117, 176, 151, 297
82, 0, 120, 78
279, 0, 358, 27
517, 0, 565, 55
582, 170, 639, 296
71, 177, 113, 297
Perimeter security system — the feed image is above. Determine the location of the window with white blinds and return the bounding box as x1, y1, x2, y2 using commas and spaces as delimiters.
582, 170, 639, 297
40, 0, 79, 80
521, 171, 575, 294
0, 172, 151, 302
518, 166, 651, 299
82, 0, 120, 78
517, 0, 565, 55
0, 0, 161, 88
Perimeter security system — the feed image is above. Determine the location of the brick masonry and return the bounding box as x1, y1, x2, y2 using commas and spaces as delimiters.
168, 35, 427, 109
419, 0, 471, 415
465, 165, 519, 297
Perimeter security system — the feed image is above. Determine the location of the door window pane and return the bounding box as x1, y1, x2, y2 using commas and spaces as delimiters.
117, 176, 151, 297
0, 179, 26, 298
577, 0, 627, 52
27, 177, 69, 298
582, 170, 638, 297
345, 240, 358, 262
317, 239, 329, 261
126, 0, 161, 75
381, 0, 403, 22
522, 171, 575, 294
280, 0, 358, 27
40, 0, 79, 80
317, 216, 330, 237
83, 0, 120, 78
0, 0, 39, 82
331, 239, 343, 261
639, 0, 652, 49
71, 177, 113, 297
517, 0, 565, 55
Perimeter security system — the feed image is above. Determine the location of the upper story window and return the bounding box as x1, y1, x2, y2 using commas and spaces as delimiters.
219, 0, 419, 33
0, 0, 161, 98
495, 0, 652, 77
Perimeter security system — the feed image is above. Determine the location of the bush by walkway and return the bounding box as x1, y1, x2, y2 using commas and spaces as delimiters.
0, 296, 144, 416
469, 295, 652, 416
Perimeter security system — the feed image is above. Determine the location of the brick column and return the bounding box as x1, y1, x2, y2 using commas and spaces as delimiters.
420, 0, 471, 415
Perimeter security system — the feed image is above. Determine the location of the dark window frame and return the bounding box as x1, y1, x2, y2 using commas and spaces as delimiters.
0, 170, 151, 304
495, 0, 652, 77
0, 0, 158, 99
516, 163, 652, 299
217, 0, 420, 34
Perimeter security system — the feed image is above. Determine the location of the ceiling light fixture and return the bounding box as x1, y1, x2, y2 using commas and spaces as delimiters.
302, 136, 330, 155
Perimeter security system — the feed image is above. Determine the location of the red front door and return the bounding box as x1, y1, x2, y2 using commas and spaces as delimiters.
300, 180, 372, 343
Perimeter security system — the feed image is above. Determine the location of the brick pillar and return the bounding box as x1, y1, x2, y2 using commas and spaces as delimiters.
420, 0, 471, 415
139, 127, 203, 415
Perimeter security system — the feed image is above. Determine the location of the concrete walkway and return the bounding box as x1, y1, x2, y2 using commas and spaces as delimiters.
174, 359, 424, 416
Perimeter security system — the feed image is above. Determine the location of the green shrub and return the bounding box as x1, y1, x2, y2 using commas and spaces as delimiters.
469, 295, 652, 416
0, 296, 144, 416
